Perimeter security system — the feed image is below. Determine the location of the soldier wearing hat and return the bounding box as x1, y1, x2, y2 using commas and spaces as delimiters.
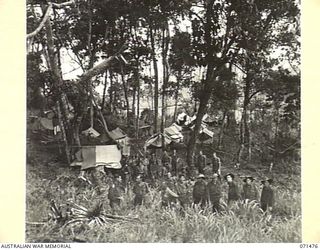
132, 175, 148, 207
224, 173, 240, 205
211, 152, 221, 175
241, 176, 259, 202
197, 150, 207, 174
108, 174, 124, 213
192, 174, 207, 208
260, 178, 275, 212
160, 172, 179, 208
176, 173, 189, 209
207, 173, 222, 213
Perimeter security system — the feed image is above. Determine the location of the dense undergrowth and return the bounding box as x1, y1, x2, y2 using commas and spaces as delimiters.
26, 159, 301, 243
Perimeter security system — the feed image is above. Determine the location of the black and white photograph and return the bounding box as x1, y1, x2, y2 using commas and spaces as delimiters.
25, 0, 301, 243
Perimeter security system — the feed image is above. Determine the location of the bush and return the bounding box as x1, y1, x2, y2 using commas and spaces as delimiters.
26, 168, 301, 243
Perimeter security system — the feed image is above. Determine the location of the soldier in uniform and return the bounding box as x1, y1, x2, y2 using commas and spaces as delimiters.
160, 172, 179, 208
224, 173, 240, 205
192, 174, 207, 208
207, 173, 222, 213
132, 175, 148, 207
211, 152, 221, 175
108, 175, 124, 213
260, 178, 275, 212
171, 150, 178, 176
176, 173, 189, 209
162, 149, 171, 165
197, 150, 207, 174
241, 176, 259, 202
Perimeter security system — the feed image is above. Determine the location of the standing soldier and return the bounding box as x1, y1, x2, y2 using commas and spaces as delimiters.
176, 173, 189, 209
162, 149, 171, 165
161, 172, 179, 208
192, 174, 207, 208
108, 175, 124, 213
224, 173, 240, 205
211, 152, 221, 175
171, 150, 178, 176
132, 175, 148, 207
197, 150, 207, 174
241, 176, 259, 202
207, 173, 222, 213
159, 162, 168, 178
260, 178, 275, 212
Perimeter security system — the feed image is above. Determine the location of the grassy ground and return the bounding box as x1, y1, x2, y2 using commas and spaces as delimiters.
26, 152, 301, 243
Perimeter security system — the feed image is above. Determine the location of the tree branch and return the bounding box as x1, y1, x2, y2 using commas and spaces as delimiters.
189, 10, 205, 26
248, 89, 262, 101
27, 0, 76, 39
26, 4, 52, 39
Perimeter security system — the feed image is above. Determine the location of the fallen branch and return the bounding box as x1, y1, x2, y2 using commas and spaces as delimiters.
78, 44, 128, 85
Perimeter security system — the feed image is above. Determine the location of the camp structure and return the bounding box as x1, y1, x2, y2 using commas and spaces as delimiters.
71, 125, 125, 169
109, 127, 130, 156
28, 113, 61, 144
109, 127, 127, 141
197, 125, 214, 144
81, 127, 100, 138
144, 133, 172, 149
71, 144, 122, 170
164, 123, 184, 143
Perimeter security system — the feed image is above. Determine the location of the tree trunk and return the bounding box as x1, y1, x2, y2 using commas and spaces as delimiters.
218, 110, 228, 149
120, 64, 130, 126
149, 24, 159, 133
101, 71, 108, 112
42, 4, 71, 164
109, 70, 115, 113
173, 84, 179, 123
136, 70, 140, 139
238, 68, 252, 162
132, 84, 136, 120
273, 105, 280, 165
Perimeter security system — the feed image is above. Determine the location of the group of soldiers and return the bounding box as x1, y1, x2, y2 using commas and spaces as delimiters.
104, 150, 275, 214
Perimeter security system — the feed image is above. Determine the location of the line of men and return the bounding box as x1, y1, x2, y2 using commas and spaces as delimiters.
107, 169, 275, 214
120, 149, 222, 182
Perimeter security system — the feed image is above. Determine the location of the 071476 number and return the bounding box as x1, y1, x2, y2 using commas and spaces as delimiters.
300, 244, 319, 248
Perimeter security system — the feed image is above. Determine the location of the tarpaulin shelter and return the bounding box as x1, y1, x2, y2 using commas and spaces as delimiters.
71, 145, 122, 170
144, 133, 172, 149
164, 123, 183, 142
81, 127, 100, 138
109, 127, 131, 156
109, 127, 126, 141
197, 126, 214, 144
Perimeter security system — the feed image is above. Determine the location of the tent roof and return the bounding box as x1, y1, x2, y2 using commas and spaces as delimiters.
164, 123, 183, 141
145, 133, 172, 148
109, 127, 127, 141
81, 127, 100, 138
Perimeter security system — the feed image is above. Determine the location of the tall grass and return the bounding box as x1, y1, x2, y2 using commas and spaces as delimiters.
26, 168, 301, 243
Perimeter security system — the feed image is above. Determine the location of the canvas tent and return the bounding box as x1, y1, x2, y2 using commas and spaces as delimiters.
197, 126, 214, 143
109, 127, 130, 156
71, 145, 122, 170
144, 133, 172, 149
164, 123, 183, 142
109, 127, 126, 141
81, 127, 100, 138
